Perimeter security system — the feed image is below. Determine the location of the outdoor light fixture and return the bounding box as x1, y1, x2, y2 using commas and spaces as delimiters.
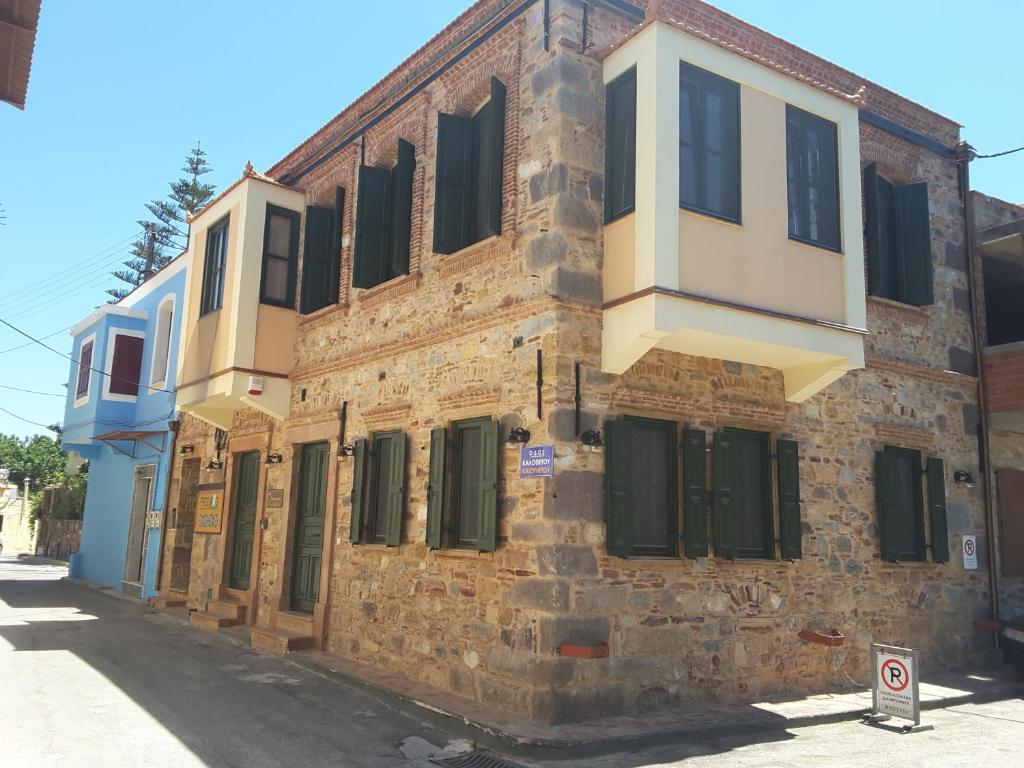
264, 452, 283, 465
508, 427, 531, 444
580, 429, 603, 448
179, 444, 194, 455
206, 459, 223, 470
338, 444, 355, 458
954, 469, 976, 487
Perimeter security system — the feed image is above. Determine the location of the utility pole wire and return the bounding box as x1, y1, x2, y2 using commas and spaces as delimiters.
0, 404, 59, 431
974, 145, 1024, 159
0, 325, 71, 355
0, 384, 66, 397
0, 316, 173, 395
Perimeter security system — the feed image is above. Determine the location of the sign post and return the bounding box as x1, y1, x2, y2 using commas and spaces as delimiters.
864, 643, 932, 732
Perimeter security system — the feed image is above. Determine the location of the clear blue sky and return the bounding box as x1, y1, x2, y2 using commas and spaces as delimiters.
0, 0, 1021, 439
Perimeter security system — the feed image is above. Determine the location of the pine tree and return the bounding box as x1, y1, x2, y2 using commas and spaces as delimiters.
108, 144, 216, 301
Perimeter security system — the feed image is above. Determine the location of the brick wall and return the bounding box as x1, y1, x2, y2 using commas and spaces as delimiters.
986, 346, 1024, 414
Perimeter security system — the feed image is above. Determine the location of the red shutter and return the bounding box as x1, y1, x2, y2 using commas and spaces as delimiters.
109, 335, 144, 396
76, 341, 93, 397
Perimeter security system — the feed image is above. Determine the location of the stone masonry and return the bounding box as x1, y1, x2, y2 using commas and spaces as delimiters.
162, 0, 1001, 723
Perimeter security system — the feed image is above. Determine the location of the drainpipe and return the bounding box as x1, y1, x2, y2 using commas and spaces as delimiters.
154, 419, 179, 596
957, 141, 1000, 645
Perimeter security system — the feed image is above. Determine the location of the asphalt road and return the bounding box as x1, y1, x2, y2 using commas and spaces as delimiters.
3, 553, 1023, 768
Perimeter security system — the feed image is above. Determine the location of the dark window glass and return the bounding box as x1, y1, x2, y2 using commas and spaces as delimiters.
76, 340, 93, 398
786, 106, 840, 251
109, 334, 144, 397
679, 62, 740, 222
630, 419, 674, 556
729, 430, 772, 559
370, 434, 394, 544
353, 141, 414, 290
604, 67, 636, 223
876, 446, 926, 562
201, 217, 229, 315
454, 424, 482, 548
260, 206, 300, 307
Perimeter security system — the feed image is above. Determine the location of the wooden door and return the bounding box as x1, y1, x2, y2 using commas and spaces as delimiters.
170, 458, 200, 592
228, 451, 260, 590
123, 465, 154, 586
997, 468, 1024, 577
289, 442, 329, 613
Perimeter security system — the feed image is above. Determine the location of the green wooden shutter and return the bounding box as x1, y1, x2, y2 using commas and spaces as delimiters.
385, 432, 407, 547
477, 419, 499, 552
299, 205, 334, 314
604, 419, 634, 557
353, 164, 391, 288
682, 428, 708, 558
895, 182, 933, 306
604, 67, 636, 223
927, 456, 949, 563
777, 438, 802, 559
713, 432, 736, 559
481, 77, 506, 239
426, 427, 446, 549
389, 139, 415, 277
433, 113, 473, 254
876, 449, 899, 561
349, 438, 368, 544
328, 186, 344, 305
863, 164, 895, 299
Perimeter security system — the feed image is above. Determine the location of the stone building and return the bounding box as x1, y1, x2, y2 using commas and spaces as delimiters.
158, 0, 1002, 723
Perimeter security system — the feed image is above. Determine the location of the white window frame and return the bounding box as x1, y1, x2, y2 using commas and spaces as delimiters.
102, 327, 146, 403
149, 295, 175, 388
73, 332, 97, 408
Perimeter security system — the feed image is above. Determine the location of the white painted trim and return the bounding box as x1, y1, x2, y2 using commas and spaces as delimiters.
118, 253, 188, 308
102, 327, 146, 403
73, 333, 97, 408
149, 295, 176, 389
70, 306, 148, 338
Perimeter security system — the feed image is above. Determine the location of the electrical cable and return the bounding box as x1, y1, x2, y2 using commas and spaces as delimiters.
0, 384, 66, 397
0, 246, 138, 316
973, 145, 1024, 160
0, 316, 173, 395
0, 404, 58, 431
0, 325, 72, 355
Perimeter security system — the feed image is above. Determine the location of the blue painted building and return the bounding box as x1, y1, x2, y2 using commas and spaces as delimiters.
64, 258, 186, 598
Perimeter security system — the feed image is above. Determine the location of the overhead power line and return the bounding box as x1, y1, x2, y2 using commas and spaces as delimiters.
974, 145, 1024, 160
0, 325, 71, 355
0, 384, 66, 397
0, 245, 136, 316
0, 404, 59, 432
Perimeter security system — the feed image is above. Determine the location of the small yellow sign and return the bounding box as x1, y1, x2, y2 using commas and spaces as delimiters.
194, 487, 224, 534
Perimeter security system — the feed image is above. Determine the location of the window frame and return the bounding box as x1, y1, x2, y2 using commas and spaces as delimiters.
627, 416, 680, 558
74, 334, 96, 407
366, 430, 401, 545
678, 61, 741, 224
200, 215, 230, 316
876, 445, 927, 563
352, 140, 415, 291
721, 427, 774, 560
604, 66, 637, 224
785, 105, 841, 252
259, 204, 300, 308
149, 295, 175, 388
102, 327, 146, 402
449, 417, 494, 551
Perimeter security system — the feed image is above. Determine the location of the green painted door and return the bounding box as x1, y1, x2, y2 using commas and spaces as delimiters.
228, 451, 260, 590
290, 442, 329, 613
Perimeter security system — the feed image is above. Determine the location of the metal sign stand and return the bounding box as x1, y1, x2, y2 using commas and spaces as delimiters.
862, 643, 934, 733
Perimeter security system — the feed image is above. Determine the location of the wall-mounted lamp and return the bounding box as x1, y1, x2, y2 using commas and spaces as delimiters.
179, 444, 194, 455
206, 459, 224, 471
507, 427, 531, 445
264, 452, 283, 465
581, 429, 603, 448
337, 444, 355, 459
953, 469, 975, 487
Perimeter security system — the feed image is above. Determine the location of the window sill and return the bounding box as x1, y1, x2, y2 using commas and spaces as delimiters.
867, 295, 930, 315
434, 234, 512, 280
297, 302, 348, 328
356, 272, 421, 309
432, 547, 495, 560
787, 234, 843, 256
679, 204, 741, 227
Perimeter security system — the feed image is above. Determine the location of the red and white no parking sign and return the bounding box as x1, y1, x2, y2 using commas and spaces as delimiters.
871, 644, 920, 725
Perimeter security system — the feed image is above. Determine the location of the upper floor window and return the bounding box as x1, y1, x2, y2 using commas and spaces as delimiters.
106, 331, 144, 398
75, 338, 94, 403
201, 216, 229, 315
300, 188, 343, 315
863, 164, 934, 306
352, 140, 415, 290
679, 62, 740, 222
604, 67, 636, 224
260, 205, 300, 307
149, 297, 174, 386
433, 77, 507, 255
786, 106, 840, 251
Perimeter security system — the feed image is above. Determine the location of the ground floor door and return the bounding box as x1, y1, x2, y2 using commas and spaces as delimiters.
123, 465, 155, 587
169, 458, 200, 592
997, 468, 1024, 578
289, 442, 329, 613
228, 451, 261, 590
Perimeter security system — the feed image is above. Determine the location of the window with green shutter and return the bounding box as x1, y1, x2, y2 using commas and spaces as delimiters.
260, 204, 301, 308
425, 426, 447, 550
300, 189, 343, 315
350, 431, 407, 546
863, 164, 934, 306
927, 456, 949, 563
682, 428, 709, 559
352, 140, 415, 290
604, 417, 678, 558
777, 438, 802, 560
449, 417, 499, 552
605, 67, 636, 224
875, 446, 927, 562
786, 105, 840, 251
433, 77, 506, 255
714, 428, 774, 560
200, 215, 230, 316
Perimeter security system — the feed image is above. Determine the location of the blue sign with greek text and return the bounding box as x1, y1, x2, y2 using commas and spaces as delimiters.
519, 444, 554, 478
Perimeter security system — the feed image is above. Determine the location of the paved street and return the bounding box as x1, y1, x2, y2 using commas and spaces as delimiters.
2, 553, 1023, 768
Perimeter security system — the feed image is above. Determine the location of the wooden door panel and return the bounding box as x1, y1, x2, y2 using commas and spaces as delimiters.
997, 468, 1024, 578
290, 443, 329, 612
228, 452, 261, 590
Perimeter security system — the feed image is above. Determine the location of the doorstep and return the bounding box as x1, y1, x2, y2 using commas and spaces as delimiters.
285, 651, 1024, 761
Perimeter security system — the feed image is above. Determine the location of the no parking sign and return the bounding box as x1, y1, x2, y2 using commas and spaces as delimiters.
868, 644, 922, 729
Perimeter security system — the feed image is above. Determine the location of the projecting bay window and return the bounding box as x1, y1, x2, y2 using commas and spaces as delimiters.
604, 67, 636, 224
863, 164, 934, 306
74, 337, 94, 404
433, 77, 507, 254
786, 105, 840, 251
200, 216, 229, 315
300, 188, 344, 315
349, 430, 407, 546
875, 447, 949, 563
604, 420, 802, 561
259, 205, 300, 307
106, 332, 144, 399
424, 418, 499, 552
352, 141, 415, 291
679, 62, 740, 222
